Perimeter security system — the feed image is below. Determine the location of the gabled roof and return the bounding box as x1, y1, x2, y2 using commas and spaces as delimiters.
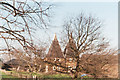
5, 59, 27, 67
64, 33, 77, 58
46, 34, 63, 58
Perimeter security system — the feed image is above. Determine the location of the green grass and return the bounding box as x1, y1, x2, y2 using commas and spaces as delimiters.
1, 72, 17, 78
1, 70, 92, 79
2, 71, 117, 80
16, 71, 71, 78
42, 73, 72, 78
1, 70, 72, 78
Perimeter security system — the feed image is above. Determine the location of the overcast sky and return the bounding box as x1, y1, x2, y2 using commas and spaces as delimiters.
36, 2, 118, 48
0, 1, 118, 48
0, 1, 118, 61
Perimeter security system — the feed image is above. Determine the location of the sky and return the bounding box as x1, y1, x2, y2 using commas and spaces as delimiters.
0, 1, 118, 49
36, 2, 118, 49
0, 1, 118, 61
42, 0, 119, 2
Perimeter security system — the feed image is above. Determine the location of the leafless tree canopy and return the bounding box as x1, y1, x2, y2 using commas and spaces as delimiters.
63, 13, 102, 52
7, 45, 46, 72
0, 0, 51, 51
61, 13, 117, 78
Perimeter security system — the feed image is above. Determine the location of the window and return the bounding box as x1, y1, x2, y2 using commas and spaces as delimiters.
57, 66, 60, 70
68, 66, 71, 73
68, 70, 70, 73
57, 58, 59, 61
45, 65, 48, 73
73, 58, 76, 62
53, 66, 56, 70
59, 59, 61, 61
73, 66, 76, 69
68, 66, 71, 69
54, 58, 56, 61
69, 58, 72, 62
66, 49, 68, 53
57, 58, 61, 61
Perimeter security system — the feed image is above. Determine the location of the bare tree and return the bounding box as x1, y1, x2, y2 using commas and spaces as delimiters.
0, 1, 52, 71
80, 47, 117, 78
62, 13, 101, 78
5, 44, 47, 73
0, 0, 52, 52
0, 1, 53, 76
60, 13, 117, 78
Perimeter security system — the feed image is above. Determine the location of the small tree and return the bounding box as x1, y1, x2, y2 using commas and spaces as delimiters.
80, 48, 117, 78
7, 45, 47, 72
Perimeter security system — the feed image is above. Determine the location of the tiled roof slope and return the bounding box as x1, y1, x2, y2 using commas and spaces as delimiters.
46, 34, 63, 58
64, 33, 77, 58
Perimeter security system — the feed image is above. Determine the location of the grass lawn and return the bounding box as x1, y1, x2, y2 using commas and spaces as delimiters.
1, 70, 72, 79
1, 70, 92, 79
1, 71, 118, 80
42, 73, 72, 78
13, 71, 72, 78
1, 72, 17, 78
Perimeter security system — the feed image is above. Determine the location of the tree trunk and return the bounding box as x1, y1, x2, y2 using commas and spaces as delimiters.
74, 72, 78, 78
74, 55, 80, 79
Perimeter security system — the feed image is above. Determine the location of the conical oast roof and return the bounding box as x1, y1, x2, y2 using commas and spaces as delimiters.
64, 33, 77, 58
46, 34, 63, 58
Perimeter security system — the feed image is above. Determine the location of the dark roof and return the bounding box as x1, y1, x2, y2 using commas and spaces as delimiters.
46, 34, 63, 58
2, 63, 12, 70
5, 59, 18, 65
5, 59, 27, 67
64, 33, 77, 58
